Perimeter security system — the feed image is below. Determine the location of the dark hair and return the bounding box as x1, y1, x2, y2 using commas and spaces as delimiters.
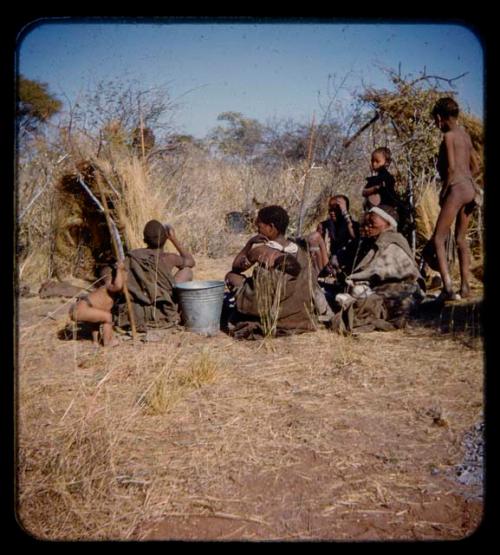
330, 194, 350, 211
257, 205, 289, 235
97, 264, 116, 282
432, 97, 459, 119
143, 219, 167, 248
372, 147, 392, 166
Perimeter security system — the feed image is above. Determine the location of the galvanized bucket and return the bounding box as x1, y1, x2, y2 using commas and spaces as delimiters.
175, 280, 225, 336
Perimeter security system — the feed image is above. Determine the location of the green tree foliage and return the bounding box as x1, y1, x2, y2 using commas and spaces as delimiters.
209, 112, 264, 160
262, 118, 344, 166
17, 75, 62, 134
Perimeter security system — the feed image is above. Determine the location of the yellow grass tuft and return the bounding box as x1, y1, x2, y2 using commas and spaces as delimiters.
414, 180, 440, 244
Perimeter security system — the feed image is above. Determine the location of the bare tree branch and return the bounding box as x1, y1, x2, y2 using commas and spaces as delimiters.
408, 72, 468, 88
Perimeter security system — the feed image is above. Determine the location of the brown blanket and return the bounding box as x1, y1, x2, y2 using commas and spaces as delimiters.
115, 248, 180, 331
232, 243, 316, 338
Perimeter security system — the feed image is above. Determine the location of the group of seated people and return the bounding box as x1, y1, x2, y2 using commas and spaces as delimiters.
69, 97, 482, 345
69, 190, 424, 345
224, 200, 424, 338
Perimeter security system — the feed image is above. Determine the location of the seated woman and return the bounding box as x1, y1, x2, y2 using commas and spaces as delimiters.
337, 205, 424, 329
115, 219, 195, 332
225, 205, 316, 338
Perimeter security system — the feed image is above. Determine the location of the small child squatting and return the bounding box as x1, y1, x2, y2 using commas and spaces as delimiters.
69, 261, 127, 347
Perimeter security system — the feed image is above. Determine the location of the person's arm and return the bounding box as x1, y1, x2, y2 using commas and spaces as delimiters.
231, 234, 267, 272
335, 197, 357, 240
274, 253, 302, 277
246, 243, 281, 268
106, 261, 127, 293
166, 226, 195, 268
444, 131, 456, 186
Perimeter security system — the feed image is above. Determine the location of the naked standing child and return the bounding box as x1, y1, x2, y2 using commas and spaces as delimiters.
425, 97, 480, 300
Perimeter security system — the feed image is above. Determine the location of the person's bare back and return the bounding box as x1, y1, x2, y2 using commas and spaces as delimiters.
69, 263, 126, 346
440, 126, 475, 185
426, 97, 479, 300
84, 285, 115, 312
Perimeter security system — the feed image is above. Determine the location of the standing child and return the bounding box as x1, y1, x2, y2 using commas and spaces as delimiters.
362, 147, 399, 211
424, 97, 479, 300
69, 261, 127, 346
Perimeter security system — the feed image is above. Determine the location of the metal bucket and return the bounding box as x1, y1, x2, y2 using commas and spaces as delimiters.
175, 280, 225, 336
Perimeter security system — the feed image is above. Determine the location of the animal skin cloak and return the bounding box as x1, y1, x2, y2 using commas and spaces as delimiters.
233, 243, 316, 337
115, 248, 180, 331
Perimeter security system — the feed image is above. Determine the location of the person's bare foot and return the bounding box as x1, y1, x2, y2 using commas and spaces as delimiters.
103, 337, 120, 348
438, 289, 460, 302
460, 283, 471, 299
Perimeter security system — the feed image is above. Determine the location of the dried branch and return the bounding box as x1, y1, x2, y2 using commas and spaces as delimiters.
409, 72, 468, 88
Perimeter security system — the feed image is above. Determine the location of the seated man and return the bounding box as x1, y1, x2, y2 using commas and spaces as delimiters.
225, 205, 316, 338
115, 219, 195, 331
316, 194, 360, 277
336, 205, 424, 329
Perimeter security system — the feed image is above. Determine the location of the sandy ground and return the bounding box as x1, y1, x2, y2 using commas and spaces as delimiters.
16, 254, 484, 541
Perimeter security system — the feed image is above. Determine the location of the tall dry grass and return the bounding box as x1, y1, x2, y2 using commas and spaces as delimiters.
17, 330, 228, 540
414, 180, 441, 247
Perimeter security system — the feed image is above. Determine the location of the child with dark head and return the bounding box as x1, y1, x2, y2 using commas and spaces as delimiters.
140, 219, 195, 283
143, 219, 167, 249
362, 147, 399, 211
69, 261, 127, 347
424, 96, 480, 299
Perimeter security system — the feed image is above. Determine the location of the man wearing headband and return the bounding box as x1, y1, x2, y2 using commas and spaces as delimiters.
338, 204, 424, 327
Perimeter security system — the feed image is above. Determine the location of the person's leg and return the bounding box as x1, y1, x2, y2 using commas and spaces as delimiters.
174, 267, 193, 283
306, 231, 329, 276
225, 271, 246, 291
431, 189, 464, 297
455, 201, 475, 298
101, 322, 119, 346
71, 301, 115, 345
91, 325, 100, 344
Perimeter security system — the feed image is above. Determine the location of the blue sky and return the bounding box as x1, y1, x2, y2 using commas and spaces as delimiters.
17, 19, 484, 138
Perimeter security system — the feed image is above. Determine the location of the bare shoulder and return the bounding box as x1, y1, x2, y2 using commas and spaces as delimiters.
443, 129, 456, 143
161, 251, 182, 267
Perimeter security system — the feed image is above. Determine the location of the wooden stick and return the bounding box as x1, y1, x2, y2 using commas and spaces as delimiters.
93, 172, 138, 339
342, 111, 380, 151
76, 176, 124, 259
138, 99, 146, 162
297, 114, 316, 236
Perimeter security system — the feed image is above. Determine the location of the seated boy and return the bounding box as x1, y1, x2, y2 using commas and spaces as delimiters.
225, 205, 316, 337
316, 195, 360, 277
69, 261, 127, 347
115, 220, 195, 331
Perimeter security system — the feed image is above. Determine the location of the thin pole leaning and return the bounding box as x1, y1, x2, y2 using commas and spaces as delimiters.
93, 172, 138, 340
297, 114, 316, 237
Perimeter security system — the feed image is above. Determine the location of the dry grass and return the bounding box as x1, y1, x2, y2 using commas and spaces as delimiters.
17, 257, 484, 541
414, 180, 441, 244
